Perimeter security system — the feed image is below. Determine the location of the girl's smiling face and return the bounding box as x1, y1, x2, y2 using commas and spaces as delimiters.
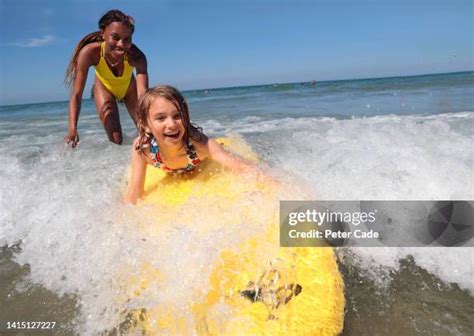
102, 22, 133, 58
147, 97, 185, 146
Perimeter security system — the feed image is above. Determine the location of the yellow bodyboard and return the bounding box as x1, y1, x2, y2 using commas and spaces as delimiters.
126, 137, 344, 335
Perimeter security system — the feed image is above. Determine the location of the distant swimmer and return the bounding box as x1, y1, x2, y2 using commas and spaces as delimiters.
65, 9, 149, 147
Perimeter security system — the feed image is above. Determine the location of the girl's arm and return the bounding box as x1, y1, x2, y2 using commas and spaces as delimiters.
65, 46, 94, 148
130, 45, 148, 98
204, 138, 251, 172
202, 138, 277, 186
124, 138, 148, 204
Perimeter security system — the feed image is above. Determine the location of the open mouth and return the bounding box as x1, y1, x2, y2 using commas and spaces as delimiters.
113, 48, 126, 56
163, 131, 180, 139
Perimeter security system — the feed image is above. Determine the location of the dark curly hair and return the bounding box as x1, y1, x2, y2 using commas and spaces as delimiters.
65, 9, 135, 86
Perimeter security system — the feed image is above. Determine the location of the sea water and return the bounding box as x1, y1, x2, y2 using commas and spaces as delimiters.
0, 71, 473, 334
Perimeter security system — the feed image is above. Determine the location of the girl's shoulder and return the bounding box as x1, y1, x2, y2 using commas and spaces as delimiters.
189, 132, 209, 159
78, 42, 101, 66
132, 136, 153, 164
127, 44, 147, 65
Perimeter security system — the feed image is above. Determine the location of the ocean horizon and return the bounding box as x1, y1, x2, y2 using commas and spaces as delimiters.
1, 70, 472, 108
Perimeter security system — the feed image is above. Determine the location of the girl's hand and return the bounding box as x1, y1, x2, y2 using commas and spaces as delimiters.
65, 128, 80, 148
256, 170, 278, 187
123, 193, 138, 205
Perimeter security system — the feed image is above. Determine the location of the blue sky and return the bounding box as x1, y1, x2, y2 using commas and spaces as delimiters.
0, 0, 472, 105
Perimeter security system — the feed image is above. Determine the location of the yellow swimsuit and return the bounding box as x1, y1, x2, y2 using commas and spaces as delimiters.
94, 42, 133, 100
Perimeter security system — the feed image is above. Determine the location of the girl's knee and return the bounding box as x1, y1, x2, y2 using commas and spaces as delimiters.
108, 131, 123, 145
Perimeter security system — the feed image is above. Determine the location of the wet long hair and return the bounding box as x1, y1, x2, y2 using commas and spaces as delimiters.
64, 9, 135, 86
136, 85, 205, 152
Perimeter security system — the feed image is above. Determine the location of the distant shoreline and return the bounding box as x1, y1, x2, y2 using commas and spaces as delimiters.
1, 70, 473, 108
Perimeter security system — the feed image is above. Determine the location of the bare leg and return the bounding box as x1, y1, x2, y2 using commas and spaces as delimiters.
93, 77, 123, 145
123, 75, 139, 126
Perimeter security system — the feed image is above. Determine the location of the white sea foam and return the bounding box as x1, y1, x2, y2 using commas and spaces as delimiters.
253, 112, 474, 292
0, 133, 294, 334
1, 111, 473, 334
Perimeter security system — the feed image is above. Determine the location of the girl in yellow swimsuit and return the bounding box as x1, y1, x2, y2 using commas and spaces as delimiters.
65, 9, 149, 147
